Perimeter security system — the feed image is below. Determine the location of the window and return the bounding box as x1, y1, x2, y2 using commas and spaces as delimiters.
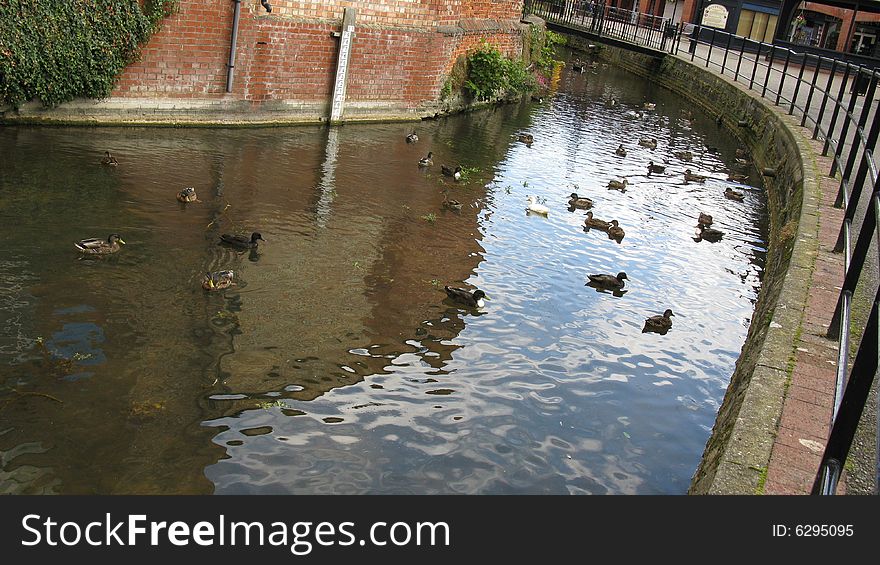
736, 9, 778, 42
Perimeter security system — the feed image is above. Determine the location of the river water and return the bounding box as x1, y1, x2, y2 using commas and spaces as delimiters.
0, 64, 768, 494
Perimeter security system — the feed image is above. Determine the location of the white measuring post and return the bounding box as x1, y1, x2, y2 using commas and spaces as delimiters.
330, 8, 356, 124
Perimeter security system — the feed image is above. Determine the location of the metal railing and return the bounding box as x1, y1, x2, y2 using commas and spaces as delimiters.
523, 1, 879, 495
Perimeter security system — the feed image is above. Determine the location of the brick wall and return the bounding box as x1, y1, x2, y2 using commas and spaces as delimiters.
111, 0, 527, 117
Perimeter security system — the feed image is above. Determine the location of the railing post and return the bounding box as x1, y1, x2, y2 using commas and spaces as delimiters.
749, 41, 763, 90
829, 190, 878, 334
831, 65, 865, 178
824, 63, 853, 158
707, 27, 716, 67
789, 51, 808, 115
814, 282, 879, 495
839, 68, 876, 185
734, 35, 746, 82
776, 48, 792, 106
721, 30, 733, 76
801, 55, 823, 127
814, 59, 838, 139
762, 44, 776, 98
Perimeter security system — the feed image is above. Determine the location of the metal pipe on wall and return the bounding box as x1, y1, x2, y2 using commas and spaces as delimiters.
226, 0, 242, 93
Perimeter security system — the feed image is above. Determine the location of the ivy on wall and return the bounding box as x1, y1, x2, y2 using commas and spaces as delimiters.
0, 0, 176, 108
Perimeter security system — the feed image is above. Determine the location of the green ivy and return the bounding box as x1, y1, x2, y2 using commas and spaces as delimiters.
0, 0, 176, 108
464, 43, 536, 101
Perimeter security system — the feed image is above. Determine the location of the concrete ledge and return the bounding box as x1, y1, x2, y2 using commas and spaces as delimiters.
568, 38, 832, 494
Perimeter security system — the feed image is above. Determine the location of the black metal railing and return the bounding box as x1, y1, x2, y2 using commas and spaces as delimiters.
523, 1, 879, 495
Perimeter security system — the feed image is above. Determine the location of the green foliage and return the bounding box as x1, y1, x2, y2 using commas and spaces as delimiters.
0, 0, 177, 108
464, 43, 536, 101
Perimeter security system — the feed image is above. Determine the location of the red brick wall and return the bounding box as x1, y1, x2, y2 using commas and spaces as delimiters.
113, 0, 526, 112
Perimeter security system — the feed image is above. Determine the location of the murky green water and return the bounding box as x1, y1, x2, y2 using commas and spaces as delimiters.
0, 64, 768, 494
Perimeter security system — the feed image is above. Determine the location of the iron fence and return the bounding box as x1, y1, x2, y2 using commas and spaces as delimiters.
523, 0, 879, 495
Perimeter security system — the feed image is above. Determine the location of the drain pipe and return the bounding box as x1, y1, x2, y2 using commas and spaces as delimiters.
226, 0, 242, 93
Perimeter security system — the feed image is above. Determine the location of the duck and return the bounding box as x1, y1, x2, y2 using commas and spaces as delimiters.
202, 270, 235, 291
724, 187, 746, 201
584, 211, 612, 230
734, 157, 752, 167
696, 225, 724, 242
568, 193, 594, 209
624, 110, 642, 119
638, 137, 657, 149
727, 172, 749, 182
517, 133, 534, 145
607, 177, 628, 192
605, 97, 617, 108
615, 144, 627, 157
418, 152, 434, 167
572, 60, 586, 73
607, 219, 625, 241
441, 165, 462, 181
444, 286, 488, 308
176, 187, 199, 203
673, 150, 693, 161
643, 309, 674, 334
406, 132, 419, 143
647, 161, 666, 174
219, 231, 265, 249
643, 102, 656, 110
684, 169, 707, 183
75, 234, 125, 255
526, 195, 549, 216
587, 271, 628, 290
698, 212, 714, 227
442, 191, 463, 211
101, 151, 119, 166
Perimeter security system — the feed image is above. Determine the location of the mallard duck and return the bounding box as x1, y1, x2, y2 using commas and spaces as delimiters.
568, 193, 593, 209
724, 187, 745, 201
696, 225, 724, 242
518, 133, 534, 145
406, 132, 419, 143
202, 270, 235, 291
443, 191, 462, 211
607, 177, 628, 192
648, 161, 666, 174
587, 271, 627, 290
615, 144, 627, 157
643, 309, 674, 334
572, 60, 585, 73
684, 169, 707, 183
418, 152, 433, 167
698, 212, 714, 227
219, 232, 265, 249
441, 165, 462, 181
584, 211, 611, 230
673, 150, 693, 161
75, 234, 125, 255
638, 137, 657, 149
643, 102, 656, 110
727, 172, 749, 182
444, 286, 488, 308
176, 187, 199, 203
607, 219, 625, 241
101, 151, 119, 166
526, 195, 549, 216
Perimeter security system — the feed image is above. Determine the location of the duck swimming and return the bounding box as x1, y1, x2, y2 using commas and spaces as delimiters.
647, 161, 666, 174
219, 232, 265, 249
101, 151, 119, 166
443, 191, 463, 211
607, 177, 628, 192
615, 144, 627, 157
75, 233, 125, 255
698, 212, 714, 227
176, 187, 199, 203
643, 309, 674, 334
202, 270, 235, 291
695, 225, 724, 242
568, 193, 594, 209
638, 138, 657, 149
684, 169, 707, 183
584, 211, 611, 230
406, 132, 419, 143
587, 271, 628, 290
607, 219, 625, 241
418, 152, 433, 167
441, 165, 462, 181
724, 187, 745, 201
727, 172, 748, 182
526, 195, 549, 216
673, 150, 693, 161
518, 133, 534, 145
444, 286, 488, 308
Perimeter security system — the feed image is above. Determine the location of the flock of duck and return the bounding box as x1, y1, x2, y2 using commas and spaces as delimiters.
85, 89, 753, 336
